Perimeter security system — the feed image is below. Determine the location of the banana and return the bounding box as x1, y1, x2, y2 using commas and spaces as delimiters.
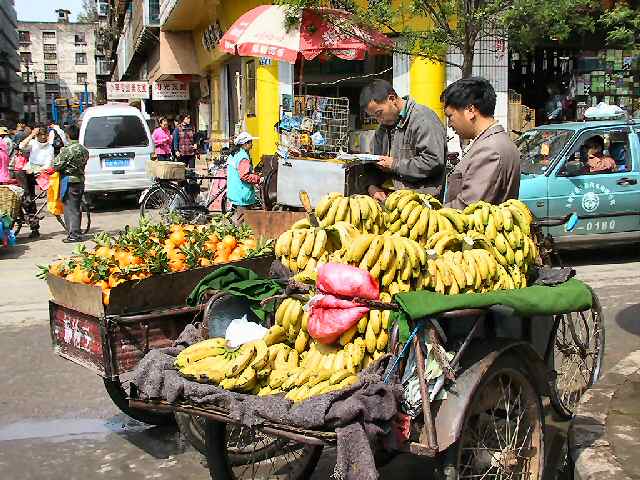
398, 200, 418, 223
406, 204, 423, 228
369, 309, 381, 335
340, 324, 358, 346
333, 351, 346, 371
512, 224, 523, 248
365, 320, 377, 353
470, 249, 489, 281
434, 258, 452, 287
352, 337, 366, 368
501, 206, 513, 231
434, 233, 461, 256
332, 197, 348, 223
437, 212, 455, 232
282, 299, 301, 331
448, 279, 460, 295
287, 349, 299, 369
505, 199, 533, 222
275, 230, 293, 257
427, 207, 439, 238
348, 233, 374, 263
495, 232, 509, 255
225, 343, 255, 378
485, 215, 497, 241
349, 197, 362, 228
514, 249, 524, 267
483, 250, 498, 279
439, 208, 466, 232
522, 234, 530, 260
290, 229, 307, 258
504, 241, 515, 265
263, 325, 286, 346
329, 369, 352, 385
481, 203, 491, 225
444, 253, 467, 290
236, 366, 258, 392
490, 206, 504, 231
269, 369, 290, 389
473, 209, 484, 232
376, 329, 389, 351
462, 250, 481, 290
250, 340, 269, 370
175, 338, 227, 367
315, 193, 340, 219
321, 197, 341, 227
311, 228, 327, 258
338, 375, 359, 389
295, 329, 309, 353
493, 245, 509, 267
364, 196, 381, 224
396, 192, 419, 211
291, 218, 311, 229
357, 313, 369, 334
364, 237, 384, 269
296, 246, 310, 270
415, 207, 431, 237
384, 190, 403, 211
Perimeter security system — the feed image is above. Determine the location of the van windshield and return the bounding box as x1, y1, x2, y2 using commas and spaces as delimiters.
84, 115, 149, 149
516, 128, 574, 175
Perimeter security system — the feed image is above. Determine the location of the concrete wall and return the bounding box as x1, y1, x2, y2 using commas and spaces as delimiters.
155, 31, 199, 80
0, 0, 22, 123
18, 19, 98, 123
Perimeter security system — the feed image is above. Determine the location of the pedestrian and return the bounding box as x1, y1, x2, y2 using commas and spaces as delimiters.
0, 126, 13, 161
152, 117, 173, 161
227, 132, 262, 209
0, 131, 10, 184
53, 124, 89, 243
172, 114, 197, 169
583, 135, 617, 174
441, 77, 520, 209
19, 125, 56, 237
359, 79, 447, 202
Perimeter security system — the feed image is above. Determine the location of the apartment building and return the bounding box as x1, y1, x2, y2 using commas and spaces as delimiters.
0, 0, 21, 124
18, 9, 99, 124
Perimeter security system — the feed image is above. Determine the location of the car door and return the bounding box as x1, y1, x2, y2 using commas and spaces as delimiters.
546, 126, 640, 241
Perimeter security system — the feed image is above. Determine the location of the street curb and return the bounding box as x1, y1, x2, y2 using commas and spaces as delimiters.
569, 349, 640, 480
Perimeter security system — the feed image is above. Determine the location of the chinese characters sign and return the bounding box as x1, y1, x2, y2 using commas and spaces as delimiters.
152, 81, 190, 100
106, 81, 150, 100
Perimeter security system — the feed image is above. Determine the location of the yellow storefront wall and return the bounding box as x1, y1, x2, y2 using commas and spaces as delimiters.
410, 57, 446, 120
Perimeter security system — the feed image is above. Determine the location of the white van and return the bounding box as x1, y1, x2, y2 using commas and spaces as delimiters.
80, 104, 154, 195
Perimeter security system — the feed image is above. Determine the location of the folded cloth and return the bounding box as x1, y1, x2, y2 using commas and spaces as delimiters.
186, 265, 283, 321
531, 266, 576, 286
394, 278, 593, 320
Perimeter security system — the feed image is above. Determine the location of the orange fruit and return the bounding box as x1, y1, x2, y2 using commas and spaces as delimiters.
221, 235, 237, 251
170, 229, 186, 246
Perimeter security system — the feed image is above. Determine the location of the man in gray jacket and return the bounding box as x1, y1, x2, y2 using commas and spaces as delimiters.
360, 80, 447, 201
442, 77, 520, 209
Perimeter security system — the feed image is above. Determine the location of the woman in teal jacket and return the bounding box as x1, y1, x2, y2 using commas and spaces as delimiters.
227, 132, 262, 207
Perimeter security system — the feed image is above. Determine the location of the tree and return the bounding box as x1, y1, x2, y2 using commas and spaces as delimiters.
77, 0, 98, 23
279, 0, 596, 78
600, 4, 639, 48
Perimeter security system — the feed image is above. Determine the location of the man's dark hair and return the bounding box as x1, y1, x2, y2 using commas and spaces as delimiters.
441, 77, 497, 117
359, 79, 397, 110
584, 135, 604, 152
180, 113, 191, 122
66, 124, 80, 141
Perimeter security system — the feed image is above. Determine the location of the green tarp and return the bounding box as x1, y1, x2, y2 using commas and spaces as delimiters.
394, 278, 593, 320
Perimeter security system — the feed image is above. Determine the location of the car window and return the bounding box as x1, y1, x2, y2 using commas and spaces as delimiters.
516, 129, 574, 174
83, 115, 149, 149
558, 129, 631, 176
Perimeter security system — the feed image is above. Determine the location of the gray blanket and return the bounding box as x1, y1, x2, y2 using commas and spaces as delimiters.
131, 325, 402, 480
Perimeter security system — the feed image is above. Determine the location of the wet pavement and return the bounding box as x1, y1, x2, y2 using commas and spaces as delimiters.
1, 201, 640, 479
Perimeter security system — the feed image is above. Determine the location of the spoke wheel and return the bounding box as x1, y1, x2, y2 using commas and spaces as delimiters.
103, 378, 175, 426
549, 288, 605, 419
140, 185, 190, 224
205, 420, 322, 479
444, 355, 544, 480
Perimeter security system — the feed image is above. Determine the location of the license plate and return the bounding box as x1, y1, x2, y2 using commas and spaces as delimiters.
104, 158, 131, 168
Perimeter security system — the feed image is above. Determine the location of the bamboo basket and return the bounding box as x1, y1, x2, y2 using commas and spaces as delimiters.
0, 186, 21, 219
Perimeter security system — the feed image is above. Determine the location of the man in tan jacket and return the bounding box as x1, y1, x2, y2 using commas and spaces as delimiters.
442, 77, 520, 209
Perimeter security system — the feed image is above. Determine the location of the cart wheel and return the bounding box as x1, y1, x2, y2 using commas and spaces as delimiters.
441, 355, 544, 480
205, 420, 322, 479
103, 378, 175, 426
548, 287, 605, 420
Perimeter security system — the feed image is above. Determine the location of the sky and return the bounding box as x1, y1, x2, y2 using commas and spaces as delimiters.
15, 0, 86, 22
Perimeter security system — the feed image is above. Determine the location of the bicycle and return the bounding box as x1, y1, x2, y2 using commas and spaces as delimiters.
12, 180, 91, 238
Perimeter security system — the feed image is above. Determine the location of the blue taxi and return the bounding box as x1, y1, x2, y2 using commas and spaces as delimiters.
517, 119, 640, 248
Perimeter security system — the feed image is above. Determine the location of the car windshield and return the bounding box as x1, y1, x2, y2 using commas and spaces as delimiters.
516, 128, 574, 175
84, 115, 148, 149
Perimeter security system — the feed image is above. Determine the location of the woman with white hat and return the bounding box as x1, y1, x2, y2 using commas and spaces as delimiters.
227, 132, 262, 208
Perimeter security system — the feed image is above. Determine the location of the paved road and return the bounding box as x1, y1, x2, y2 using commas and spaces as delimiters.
1, 201, 639, 479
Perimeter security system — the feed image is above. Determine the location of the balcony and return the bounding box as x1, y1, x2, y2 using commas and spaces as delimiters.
160, 0, 218, 31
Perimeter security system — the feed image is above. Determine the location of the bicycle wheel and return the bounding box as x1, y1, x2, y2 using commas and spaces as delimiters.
140, 184, 190, 223
205, 420, 322, 479
548, 287, 605, 419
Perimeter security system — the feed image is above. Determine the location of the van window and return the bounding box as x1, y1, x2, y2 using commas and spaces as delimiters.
84, 115, 149, 149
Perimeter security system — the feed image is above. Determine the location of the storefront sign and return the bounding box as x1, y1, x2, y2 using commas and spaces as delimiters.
106, 81, 150, 100
202, 21, 224, 51
152, 81, 190, 101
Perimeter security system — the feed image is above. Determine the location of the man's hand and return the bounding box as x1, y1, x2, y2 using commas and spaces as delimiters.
376, 155, 394, 170
368, 185, 387, 203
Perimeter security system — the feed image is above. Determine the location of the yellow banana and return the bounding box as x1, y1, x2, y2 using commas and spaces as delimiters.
295, 329, 309, 353
225, 343, 256, 378
349, 197, 362, 228
364, 236, 384, 269
311, 228, 327, 258
427, 207, 439, 238
263, 325, 286, 346
490, 205, 504, 231
396, 192, 419, 211
299, 230, 314, 256
315, 193, 340, 219
289, 229, 306, 258
321, 197, 342, 227
365, 320, 377, 353
340, 324, 358, 346
357, 313, 369, 334
376, 329, 389, 351
347, 233, 374, 263
485, 215, 497, 241
274, 230, 293, 257
501, 206, 513, 231
439, 208, 466, 232
495, 232, 508, 255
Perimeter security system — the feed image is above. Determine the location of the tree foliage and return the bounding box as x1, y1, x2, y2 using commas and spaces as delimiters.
278, 0, 597, 77
77, 0, 98, 23
599, 4, 640, 48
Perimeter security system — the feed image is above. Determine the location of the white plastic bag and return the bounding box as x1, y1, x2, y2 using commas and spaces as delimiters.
224, 315, 268, 349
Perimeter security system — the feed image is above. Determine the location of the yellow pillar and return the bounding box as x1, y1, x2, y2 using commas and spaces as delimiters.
409, 57, 446, 121
245, 61, 280, 165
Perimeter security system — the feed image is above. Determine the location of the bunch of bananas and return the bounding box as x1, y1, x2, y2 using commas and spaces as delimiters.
274, 297, 310, 352
315, 193, 385, 233
274, 222, 358, 274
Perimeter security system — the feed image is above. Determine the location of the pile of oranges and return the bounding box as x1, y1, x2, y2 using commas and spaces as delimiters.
40, 218, 271, 305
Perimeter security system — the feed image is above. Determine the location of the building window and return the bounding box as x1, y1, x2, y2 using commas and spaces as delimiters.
44, 72, 58, 81
44, 52, 57, 61
98, 1, 109, 16
245, 60, 256, 116
148, 0, 160, 24
43, 44, 57, 52
77, 73, 87, 84
20, 52, 31, 64
45, 83, 59, 93
75, 53, 87, 65
42, 31, 56, 42
44, 64, 57, 72
19, 31, 30, 43
75, 33, 86, 44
